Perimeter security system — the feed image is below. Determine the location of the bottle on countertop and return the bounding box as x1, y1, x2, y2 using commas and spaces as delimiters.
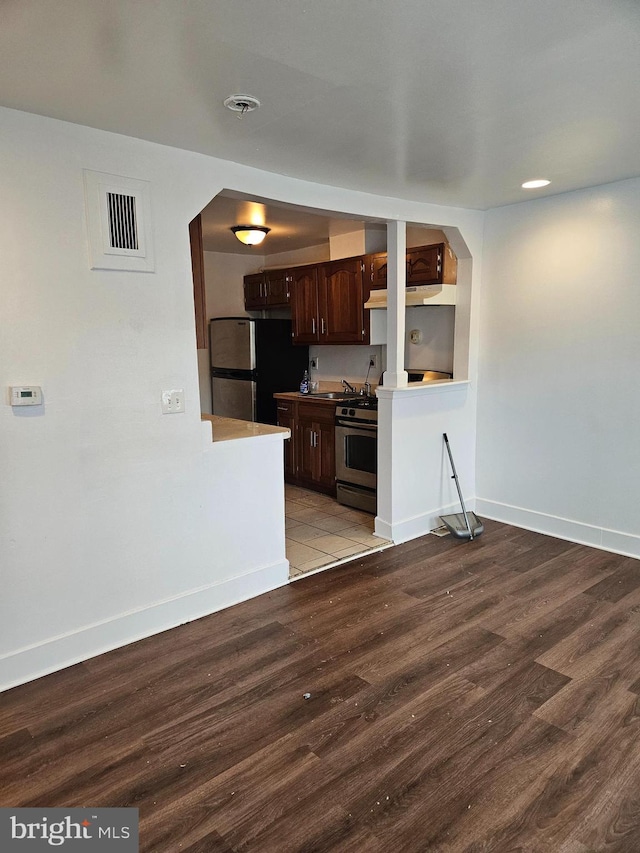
299, 369, 310, 394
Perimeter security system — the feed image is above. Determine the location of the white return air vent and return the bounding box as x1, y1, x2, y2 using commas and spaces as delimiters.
84, 170, 155, 272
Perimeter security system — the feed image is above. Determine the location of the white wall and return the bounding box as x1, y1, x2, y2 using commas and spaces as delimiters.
0, 109, 289, 690
404, 306, 455, 374
265, 243, 330, 268
204, 250, 263, 319
0, 106, 483, 690
476, 177, 640, 557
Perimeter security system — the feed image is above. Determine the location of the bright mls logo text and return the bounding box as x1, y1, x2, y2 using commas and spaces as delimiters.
0, 808, 138, 851
10, 814, 131, 845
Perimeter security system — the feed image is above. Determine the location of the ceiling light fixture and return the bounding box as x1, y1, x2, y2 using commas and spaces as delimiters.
522, 179, 551, 189
231, 225, 270, 246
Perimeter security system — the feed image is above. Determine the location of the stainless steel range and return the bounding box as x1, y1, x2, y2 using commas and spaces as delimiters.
335, 396, 378, 514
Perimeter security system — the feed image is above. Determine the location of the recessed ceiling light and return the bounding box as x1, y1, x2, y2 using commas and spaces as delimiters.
522, 179, 551, 189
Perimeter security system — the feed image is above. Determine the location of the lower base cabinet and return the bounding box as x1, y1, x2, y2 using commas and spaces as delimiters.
275, 397, 336, 495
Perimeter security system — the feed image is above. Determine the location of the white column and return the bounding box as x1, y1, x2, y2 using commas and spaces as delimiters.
382, 220, 408, 388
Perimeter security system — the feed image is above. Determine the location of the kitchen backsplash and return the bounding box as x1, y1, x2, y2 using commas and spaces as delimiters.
308, 344, 386, 386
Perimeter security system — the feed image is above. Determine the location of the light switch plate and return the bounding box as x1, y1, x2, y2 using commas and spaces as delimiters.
161, 389, 185, 414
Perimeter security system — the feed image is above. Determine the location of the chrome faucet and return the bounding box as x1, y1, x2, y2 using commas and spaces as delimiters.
341, 379, 356, 394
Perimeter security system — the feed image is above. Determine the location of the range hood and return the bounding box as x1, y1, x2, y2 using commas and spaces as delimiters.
365, 284, 456, 309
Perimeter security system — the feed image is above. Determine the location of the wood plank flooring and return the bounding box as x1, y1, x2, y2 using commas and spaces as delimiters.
3, 520, 640, 851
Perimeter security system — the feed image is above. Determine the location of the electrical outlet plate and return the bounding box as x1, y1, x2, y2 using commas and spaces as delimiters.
310, 357, 319, 370
161, 389, 185, 414
368, 355, 378, 369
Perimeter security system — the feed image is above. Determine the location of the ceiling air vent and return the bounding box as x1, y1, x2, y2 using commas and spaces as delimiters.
84, 170, 155, 272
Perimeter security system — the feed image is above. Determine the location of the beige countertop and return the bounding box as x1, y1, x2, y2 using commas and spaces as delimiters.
201, 414, 290, 443
273, 391, 339, 405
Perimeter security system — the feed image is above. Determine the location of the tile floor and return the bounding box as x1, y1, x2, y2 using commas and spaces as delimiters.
285, 484, 391, 578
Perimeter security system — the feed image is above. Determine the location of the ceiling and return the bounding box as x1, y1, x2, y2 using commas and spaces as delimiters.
200, 192, 332, 255
1, 0, 639, 211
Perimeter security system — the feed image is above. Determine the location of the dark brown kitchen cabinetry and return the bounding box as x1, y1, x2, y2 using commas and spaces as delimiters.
243, 273, 266, 310
246, 241, 457, 339
297, 405, 336, 493
291, 257, 365, 345
243, 270, 291, 310
275, 395, 336, 495
290, 266, 320, 343
367, 252, 389, 291
364, 241, 457, 289
319, 257, 365, 343
406, 242, 457, 286
264, 269, 290, 305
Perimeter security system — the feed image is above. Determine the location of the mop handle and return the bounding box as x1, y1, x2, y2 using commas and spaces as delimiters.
443, 433, 474, 540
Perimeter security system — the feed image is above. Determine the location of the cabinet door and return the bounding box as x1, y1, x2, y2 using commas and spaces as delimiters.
291, 266, 320, 344
244, 273, 266, 309
265, 269, 290, 306
276, 402, 297, 481
296, 404, 336, 494
318, 257, 365, 344
297, 412, 317, 483
406, 244, 442, 285
315, 419, 336, 492
367, 252, 388, 290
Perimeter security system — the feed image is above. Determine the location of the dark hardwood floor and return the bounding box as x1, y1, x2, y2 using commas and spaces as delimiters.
3, 520, 640, 851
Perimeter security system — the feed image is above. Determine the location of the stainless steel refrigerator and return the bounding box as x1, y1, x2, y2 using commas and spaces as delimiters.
209, 318, 309, 424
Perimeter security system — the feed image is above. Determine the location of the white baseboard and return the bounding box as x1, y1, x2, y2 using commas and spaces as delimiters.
0, 560, 289, 694
375, 501, 461, 544
476, 498, 640, 560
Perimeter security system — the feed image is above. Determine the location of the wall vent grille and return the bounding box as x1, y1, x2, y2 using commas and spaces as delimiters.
107, 192, 139, 251
84, 170, 154, 272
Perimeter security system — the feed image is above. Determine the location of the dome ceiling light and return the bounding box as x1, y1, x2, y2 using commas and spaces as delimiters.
231, 225, 271, 246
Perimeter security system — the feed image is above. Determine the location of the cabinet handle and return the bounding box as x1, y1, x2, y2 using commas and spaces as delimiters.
312, 317, 316, 335
321, 317, 326, 335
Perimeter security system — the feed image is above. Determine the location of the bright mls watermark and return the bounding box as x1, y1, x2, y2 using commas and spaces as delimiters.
0, 809, 138, 850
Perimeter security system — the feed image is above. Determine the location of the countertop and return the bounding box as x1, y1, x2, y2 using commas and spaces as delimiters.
201, 414, 290, 443
273, 391, 341, 406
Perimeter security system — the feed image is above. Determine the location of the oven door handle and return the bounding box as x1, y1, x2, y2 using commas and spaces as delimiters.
335, 420, 378, 431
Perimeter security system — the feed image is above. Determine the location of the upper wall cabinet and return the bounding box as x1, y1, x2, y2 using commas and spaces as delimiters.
368, 252, 389, 291
318, 257, 365, 344
291, 257, 365, 345
363, 242, 457, 289
243, 270, 291, 310
406, 242, 457, 286
290, 265, 320, 343
243, 242, 457, 343
243, 273, 266, 310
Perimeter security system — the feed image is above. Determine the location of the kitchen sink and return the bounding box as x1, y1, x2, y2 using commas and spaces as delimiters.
306, 391, 354, 399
